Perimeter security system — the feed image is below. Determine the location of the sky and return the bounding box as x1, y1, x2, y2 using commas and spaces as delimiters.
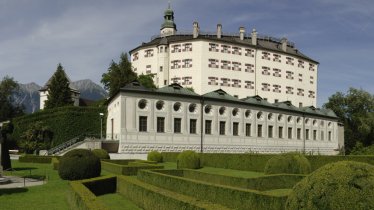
0, 0, 373, 106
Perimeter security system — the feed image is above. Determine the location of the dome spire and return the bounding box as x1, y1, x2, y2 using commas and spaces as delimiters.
160, 2, 177, 36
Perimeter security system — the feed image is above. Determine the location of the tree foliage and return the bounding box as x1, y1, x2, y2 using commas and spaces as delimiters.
19, 122, 53, 154
45, 63, 74, 109
101, 52, 156, 97
138, 73, 156, 89
101, 53, 137, 97
1, 122, 14, 170
0, 76, 23, 121
323, 88, 374, 153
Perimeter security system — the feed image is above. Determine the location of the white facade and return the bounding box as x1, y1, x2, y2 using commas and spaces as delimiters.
130, 8, 318, 107
39, 89, 80, 109
106, 83, 342, 155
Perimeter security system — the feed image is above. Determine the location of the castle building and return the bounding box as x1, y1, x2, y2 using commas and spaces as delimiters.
39, 71, 80, 109
106, 6, 344, 155
130, 5, 318, 107
106, 81, 343, 155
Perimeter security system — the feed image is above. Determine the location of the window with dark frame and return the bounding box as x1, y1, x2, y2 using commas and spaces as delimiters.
174, 118, 181, 133
233, 122, 239, 136
245, 123, 251, 136
278, 126, 283, 138
139, 116, 147, 132
288, 127, 292, 139
258, 124, 263, 137
190, 119, 197, 134
205, 120, 212, 134
268, 125, 273, 138
157, 117, 165, 133
219, 121, 226, 135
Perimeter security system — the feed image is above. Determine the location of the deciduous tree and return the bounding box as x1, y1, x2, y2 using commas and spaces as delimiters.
323, 88, 374, 153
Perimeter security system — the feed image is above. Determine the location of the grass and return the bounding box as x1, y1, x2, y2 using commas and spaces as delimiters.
98, 193, 142, 210
0, 160, 70, 210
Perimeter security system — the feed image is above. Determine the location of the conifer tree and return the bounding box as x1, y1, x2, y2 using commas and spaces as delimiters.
45, 63, 74, 109
101, 53, 137, 97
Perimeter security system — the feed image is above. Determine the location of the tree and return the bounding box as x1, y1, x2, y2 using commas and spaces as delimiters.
138, 74, 156, 89
44, 63, 74, 109
101, 53, 137, 97
19, 122, 53, 154
323, 88, 374, 153
0, 76, 23, 121
1, 122, 14, 170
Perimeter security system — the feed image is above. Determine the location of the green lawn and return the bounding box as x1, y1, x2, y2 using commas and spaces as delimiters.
0, 160, 70, 210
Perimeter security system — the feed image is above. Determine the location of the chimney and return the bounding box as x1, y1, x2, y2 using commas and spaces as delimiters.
251, 28, 257, 45
193, 21, 199, 38
239, 27, 245, 40
281, 38, 288, 52
217, 24, 222, 39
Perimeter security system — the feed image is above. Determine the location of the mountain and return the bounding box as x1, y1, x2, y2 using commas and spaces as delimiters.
14, 83, 42, 113
71, 79, 108, 101
14, 80, 107, 114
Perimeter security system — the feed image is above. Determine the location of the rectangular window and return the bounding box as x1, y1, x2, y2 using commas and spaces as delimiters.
221, 45, 231, 53
233, 122, 239, 136
297, 128, 301, 140
321, 131, 324, 141
208, 43, 219, 52
208, 59, 219, 68
306, 129, 310, 140
190, 119, 197, 134
139, 116, 147, 132
159, 66, 163, 72
245, 48, 254, 57
219, 121, 226, 135
157, 117, 165, 133
244, 81, 254, 89
288, 127, 292, 139
146, 65, 151, 74
183, 43, 192, 52
268, 125, 273, 138
144, 49, 154, 57
205, 120, 212, 134
258, 124, 263, 137
171, 44, 181, 53
278, 126, 283, 138
174, 118, 181, 133
328, 131, 332, 141
313, 130, 317, 140
245, 123, 251, 137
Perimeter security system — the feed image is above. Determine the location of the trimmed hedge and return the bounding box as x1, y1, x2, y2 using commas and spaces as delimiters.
162, 152, 374, 172
92, 149, 110, 160
51, 157, 60, 170
101, 160, 163, 176
264, 153, 311, 175
117, 175, 230, 210
157, 169, 305, 191
147, 151, 163, 163
177, 150, 200, 169
68, 175, 115, 210
19, 155, 56, 163
137, 170, 288, 210
59, 149, 101, 180
12, 106, 105, 147
286, 161, 374, 210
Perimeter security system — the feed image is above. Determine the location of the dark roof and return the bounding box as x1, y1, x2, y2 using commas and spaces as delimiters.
130, 34, 318, 64
111, 83, 337, 119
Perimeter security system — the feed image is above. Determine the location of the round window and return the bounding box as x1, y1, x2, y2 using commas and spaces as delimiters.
268, 113, 273, 120
313, 119, 317, 126
156, 100, 164, 110
189, 103, 196, 113
245, 110, 251, 118
278, 114, 283, 122
173, 102, 181, 112
257, 111, 263, 119
204, 105, 212, 114
296, 117, 301, 124
138, 99, 147, 109
219, 107, 226, 115
288, 116, 293, 123
232, 108, 239, 116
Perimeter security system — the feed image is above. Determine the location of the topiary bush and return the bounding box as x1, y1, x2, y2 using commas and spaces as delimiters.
147, 151, 163, 163
58, 149, 101, 180
264, 152, 311, 175
286, 161, 374, 210
177, 150, 200, 169
92, 149, 110, 160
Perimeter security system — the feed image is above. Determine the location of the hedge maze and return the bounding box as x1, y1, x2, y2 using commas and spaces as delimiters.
63, 153, 374, 210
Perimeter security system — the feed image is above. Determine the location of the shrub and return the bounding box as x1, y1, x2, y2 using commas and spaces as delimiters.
58, 149, 101, 180
286, 161, 374, 210
177, 150, 200, 169
264, 152, 311, 175
92, 149, 110, 160
147, 151, 163, 163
